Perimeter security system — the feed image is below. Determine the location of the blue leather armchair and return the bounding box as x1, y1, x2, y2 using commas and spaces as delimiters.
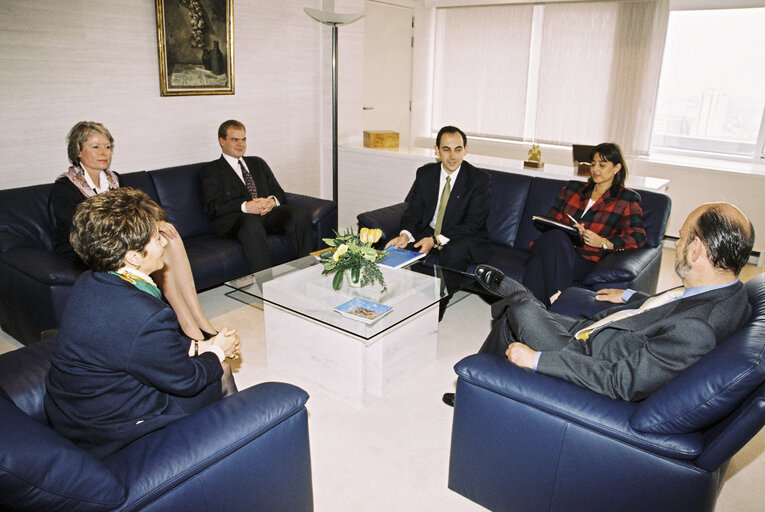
0, 339, 314, 511
357, 169, 671, 295
447, 275, 765, 512
0, 162, 337, 345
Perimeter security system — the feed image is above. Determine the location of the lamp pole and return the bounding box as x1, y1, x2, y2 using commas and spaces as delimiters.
304, 7, 363, 208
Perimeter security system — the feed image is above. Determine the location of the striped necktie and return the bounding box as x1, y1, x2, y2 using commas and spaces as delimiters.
239, 159, 258, 199
434, 176, 451, 237
575, 287, 685, 341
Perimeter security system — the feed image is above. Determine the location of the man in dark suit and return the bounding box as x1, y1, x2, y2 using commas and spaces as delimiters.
199, 119, 312, 273
445, 202, 755, 404
385, 125, 491, 271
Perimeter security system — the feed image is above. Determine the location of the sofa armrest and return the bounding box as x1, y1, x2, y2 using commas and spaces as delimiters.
285, 192, 337, 250
357, 202, 408, 246
454, 354, 703, 459
580, 246, 661, 286
106, 382, 312, 511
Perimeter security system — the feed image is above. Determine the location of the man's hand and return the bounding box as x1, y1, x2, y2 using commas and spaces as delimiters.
385, 234, 410, 250
244, 197, 276, 215
595, 288, 626, 303
506, 342, 537, 369
413, 236, 435, 255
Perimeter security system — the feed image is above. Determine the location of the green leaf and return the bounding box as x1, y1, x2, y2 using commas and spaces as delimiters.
332, 270, 344, 290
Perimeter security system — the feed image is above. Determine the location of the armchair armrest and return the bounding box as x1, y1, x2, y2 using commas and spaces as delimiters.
455, 354, 703, 459
107, 382, 312, 511
580, 246, 661, 286
285, 192, 337, 250
357, 202, 408, 246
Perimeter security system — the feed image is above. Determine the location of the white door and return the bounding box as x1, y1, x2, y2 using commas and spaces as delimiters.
363, 1, 414, 146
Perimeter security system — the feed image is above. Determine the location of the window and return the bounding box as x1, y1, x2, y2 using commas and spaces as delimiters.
431, 1, 668, 155
651, 8, 765, 160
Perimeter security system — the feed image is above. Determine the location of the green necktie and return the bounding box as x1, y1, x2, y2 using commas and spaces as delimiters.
434, 176, 451, 237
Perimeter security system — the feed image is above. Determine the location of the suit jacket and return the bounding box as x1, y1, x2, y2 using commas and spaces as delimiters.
44, 271, 223, 458
199, 155, 287, 237
400, 161, 491, 259
535, 281, 751, 400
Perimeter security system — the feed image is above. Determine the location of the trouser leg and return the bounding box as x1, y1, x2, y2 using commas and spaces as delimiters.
237, 215, 272, 273
522, 229, 592, 308
479, 289, 581, 356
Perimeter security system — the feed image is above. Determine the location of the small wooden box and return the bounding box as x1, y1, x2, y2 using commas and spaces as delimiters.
364, 130, 399, 149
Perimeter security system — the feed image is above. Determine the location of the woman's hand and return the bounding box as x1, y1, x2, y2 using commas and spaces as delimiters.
581, 229, 610, 249
211, 327, 241, 359
157, 221, 180, 240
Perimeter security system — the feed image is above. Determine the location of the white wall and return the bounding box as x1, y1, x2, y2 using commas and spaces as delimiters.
0, 0, 327, 197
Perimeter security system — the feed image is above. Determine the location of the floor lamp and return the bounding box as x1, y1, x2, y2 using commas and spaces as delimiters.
304, 7, 363, 208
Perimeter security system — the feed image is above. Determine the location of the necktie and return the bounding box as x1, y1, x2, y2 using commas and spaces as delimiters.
575, 287, 685, 341
434, 176, 451, 237
239, 159, 258, 199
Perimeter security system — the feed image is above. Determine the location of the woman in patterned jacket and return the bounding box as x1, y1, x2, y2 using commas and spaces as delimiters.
523, 142, 646, 307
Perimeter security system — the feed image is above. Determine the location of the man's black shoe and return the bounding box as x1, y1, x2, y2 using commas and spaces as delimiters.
474, 264, 507, 297
474, 264, 527, 297
442, 392, 455, 407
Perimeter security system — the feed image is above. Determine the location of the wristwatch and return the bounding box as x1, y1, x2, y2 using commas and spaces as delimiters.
432, 235, 441, 248
601, 239, 609, 250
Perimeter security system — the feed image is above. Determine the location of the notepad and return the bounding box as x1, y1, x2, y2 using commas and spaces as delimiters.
379, 247, 426, 269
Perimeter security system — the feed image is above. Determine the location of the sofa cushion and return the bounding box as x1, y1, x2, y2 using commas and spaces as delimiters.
0, 182, 55, 253
631, 276, 765, 434
484, 170, 532, 247
514, 177, 572, 251
149, 163, 216, 240
0, 397, 127, 512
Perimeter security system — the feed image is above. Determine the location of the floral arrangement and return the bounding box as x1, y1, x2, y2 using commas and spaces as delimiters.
319, 228, 387, 291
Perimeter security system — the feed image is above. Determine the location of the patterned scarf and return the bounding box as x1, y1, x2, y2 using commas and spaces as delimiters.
109, 268, 163, 300
59, 165, 120, 198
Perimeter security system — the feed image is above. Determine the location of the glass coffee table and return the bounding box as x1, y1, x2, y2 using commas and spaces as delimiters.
225, 256, 475, 407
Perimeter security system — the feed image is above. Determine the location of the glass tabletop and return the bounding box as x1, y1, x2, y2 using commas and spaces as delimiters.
224, 256, 476, 342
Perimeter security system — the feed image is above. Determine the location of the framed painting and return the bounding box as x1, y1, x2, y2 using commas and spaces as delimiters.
155, 0, 234, 96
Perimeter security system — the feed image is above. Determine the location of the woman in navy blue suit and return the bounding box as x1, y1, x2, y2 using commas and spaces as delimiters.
45, 188, 240, 458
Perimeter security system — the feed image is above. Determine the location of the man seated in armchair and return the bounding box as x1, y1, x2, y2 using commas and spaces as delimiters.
444, 202, 754, 405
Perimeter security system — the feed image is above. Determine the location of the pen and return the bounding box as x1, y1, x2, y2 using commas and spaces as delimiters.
567, 214, 578, 224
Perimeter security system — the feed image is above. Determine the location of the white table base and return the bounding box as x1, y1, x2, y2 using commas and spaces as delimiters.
264, 302, 438, 408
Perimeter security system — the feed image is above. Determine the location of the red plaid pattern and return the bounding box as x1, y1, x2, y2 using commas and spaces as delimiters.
546, 181, 647, 262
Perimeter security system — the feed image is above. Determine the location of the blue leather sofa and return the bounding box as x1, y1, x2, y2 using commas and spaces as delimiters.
357, 168, 671, 295
0, 338, 314, 511
447, 275, 765, 512
0, 162, 337, 345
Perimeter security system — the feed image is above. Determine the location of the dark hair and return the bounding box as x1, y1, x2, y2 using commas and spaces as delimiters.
70, 188, 166, 272
589, 142, 627, 192
436, 126, 467, 148
218, 119, 246, 140
691, 205, 755, 276
66, 121, 114, 166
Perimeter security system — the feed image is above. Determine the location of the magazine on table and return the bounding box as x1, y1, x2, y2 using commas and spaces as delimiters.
532, 215, 584, 246
379, 247, 426, 269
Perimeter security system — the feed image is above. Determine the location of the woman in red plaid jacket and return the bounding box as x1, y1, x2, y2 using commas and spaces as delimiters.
522, 143, 646, 307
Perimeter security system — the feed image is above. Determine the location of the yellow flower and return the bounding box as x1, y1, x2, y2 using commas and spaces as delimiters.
332, 244, 348, 261
360, 227, 382, 244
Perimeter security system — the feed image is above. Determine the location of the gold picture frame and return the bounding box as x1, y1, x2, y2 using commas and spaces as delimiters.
155, 0, 234, 96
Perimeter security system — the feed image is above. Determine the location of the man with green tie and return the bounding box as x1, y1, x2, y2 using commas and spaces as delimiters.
385, 126, 492, 272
